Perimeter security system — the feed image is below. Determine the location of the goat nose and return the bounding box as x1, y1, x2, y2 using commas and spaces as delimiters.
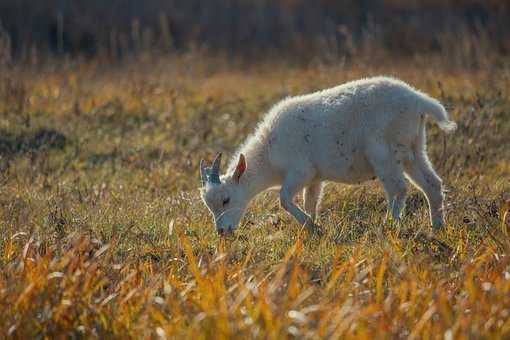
217, 227, 225, 236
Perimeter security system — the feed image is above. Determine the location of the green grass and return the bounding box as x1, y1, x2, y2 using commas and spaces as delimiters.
0, 56, 509, 338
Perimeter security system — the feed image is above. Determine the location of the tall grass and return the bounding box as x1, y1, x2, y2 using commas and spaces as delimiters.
0, 55, 509, 338
1, 1, 509, 61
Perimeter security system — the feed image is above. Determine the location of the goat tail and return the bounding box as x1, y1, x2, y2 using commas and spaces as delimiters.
417, 92, 457, 132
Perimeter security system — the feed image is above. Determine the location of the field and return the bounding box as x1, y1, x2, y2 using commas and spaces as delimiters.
1, 54, 510, 338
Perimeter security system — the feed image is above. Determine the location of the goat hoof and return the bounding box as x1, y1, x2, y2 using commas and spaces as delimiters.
432, 219, 445, 230
304, 221, 324, 237
315, 227, 325, 238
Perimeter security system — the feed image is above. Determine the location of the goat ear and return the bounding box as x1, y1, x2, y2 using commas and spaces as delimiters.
233, 153, 246, 183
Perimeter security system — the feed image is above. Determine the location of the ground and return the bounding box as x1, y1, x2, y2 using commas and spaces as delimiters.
0, 54, 509, 338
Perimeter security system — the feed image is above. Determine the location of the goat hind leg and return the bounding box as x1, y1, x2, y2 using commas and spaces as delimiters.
404, 156, 445, 229
367, 143, 408, 223
382, 173, 408, 223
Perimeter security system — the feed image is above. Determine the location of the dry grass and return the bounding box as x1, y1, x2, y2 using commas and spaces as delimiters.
0, 55, 510, 339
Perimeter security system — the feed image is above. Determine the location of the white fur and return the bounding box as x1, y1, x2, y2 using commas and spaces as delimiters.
201, 76, 456, 234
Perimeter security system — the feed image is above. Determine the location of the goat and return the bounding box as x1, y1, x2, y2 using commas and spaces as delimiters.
200, 76, 456, 236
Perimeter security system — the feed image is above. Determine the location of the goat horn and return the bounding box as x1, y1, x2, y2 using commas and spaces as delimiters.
211, 153, 222, 175
206, 153, 221, 184
200, 159, 207, 185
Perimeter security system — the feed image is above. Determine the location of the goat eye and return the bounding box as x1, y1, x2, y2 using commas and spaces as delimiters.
222, 197, 230, 206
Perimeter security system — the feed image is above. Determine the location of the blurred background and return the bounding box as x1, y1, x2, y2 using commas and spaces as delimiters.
0, 0, 508, 64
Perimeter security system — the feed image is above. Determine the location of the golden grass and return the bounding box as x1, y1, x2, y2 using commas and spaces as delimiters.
0, 56, 509, 338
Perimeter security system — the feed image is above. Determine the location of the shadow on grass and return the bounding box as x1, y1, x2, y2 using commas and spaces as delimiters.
0, 128, 67, 157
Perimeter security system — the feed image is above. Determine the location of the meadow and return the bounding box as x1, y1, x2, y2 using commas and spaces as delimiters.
0, 53, 509, 338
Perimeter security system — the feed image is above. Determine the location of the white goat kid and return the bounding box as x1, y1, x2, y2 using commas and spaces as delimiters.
200, 77, 456, 236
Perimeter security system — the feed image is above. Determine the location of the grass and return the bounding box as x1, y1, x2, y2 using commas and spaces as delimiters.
0, 55, 510, 338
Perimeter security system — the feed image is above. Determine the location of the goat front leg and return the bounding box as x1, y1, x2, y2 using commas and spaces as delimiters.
280, 170, 322, 236
303, 182, 323, 222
